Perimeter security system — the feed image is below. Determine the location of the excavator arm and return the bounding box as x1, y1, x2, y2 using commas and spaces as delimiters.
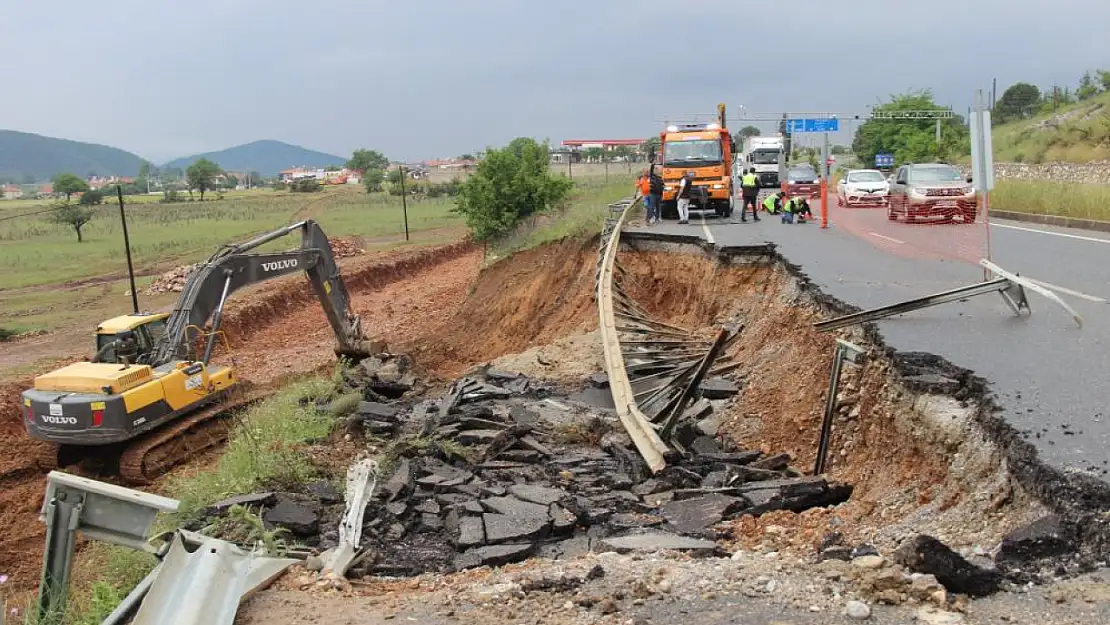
150, 220, 374, 365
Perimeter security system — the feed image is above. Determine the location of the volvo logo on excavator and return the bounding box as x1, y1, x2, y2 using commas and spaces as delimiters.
41, 415, 78, 425
262, 259, 298, 272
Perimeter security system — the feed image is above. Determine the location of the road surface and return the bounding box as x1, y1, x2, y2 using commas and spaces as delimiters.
628, 200, 1110, 488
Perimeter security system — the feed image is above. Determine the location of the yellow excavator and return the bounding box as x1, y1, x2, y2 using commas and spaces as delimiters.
21, 220, 378, 483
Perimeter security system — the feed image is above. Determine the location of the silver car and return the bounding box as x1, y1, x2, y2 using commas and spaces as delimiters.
887, 163, 977, 224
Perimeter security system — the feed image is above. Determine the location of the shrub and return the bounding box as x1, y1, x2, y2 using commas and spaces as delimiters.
292, 178, 321, 193
453, 137, 573, 241
79, 189, 105, 205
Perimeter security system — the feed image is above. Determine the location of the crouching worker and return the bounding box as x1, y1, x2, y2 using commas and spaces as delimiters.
791, 197, 813, 223
762, 191, 784, 215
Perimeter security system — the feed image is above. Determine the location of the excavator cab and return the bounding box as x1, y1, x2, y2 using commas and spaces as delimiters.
93, 313, 170, 364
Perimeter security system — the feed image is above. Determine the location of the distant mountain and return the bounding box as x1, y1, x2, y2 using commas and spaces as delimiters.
162, 140, 346, 175
0, 129, 146, 181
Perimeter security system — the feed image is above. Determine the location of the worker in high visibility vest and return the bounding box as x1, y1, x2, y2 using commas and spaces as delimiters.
762, 191, 784, 215
740, 168, 761, 222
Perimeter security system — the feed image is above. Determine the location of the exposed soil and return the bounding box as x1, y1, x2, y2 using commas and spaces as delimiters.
0, 240, 481, 594
0, 231, 1079, 621
235, 238, 1096, 625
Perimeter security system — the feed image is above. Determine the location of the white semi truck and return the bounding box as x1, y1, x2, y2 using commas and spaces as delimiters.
742, 136, 785, 188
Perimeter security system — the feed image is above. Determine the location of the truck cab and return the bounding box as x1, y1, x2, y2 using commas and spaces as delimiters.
742, 136, 786, 188
659, 123, 735, 219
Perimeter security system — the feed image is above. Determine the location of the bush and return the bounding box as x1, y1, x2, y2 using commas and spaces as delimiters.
292, 178, 321, 193
363, 168, 385, 193
79, 189, 105, 205
160, 188, 183, 203
454, 137, 573, 241
0, 327, 16, 341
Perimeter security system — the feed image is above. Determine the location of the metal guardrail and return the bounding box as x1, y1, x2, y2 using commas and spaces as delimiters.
596, 197, 670, 472
595, 198, 740, 472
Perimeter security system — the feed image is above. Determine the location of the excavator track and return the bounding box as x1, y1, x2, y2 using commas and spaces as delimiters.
118, 383, 269, 484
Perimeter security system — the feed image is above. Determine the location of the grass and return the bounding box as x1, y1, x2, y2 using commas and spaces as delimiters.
991, 90, 1110, 164
0, 186, 460, 291
488, 174, 636, 258
991, 179, 1110, 221
167, 376, 338, 516
55, 373, 343, 624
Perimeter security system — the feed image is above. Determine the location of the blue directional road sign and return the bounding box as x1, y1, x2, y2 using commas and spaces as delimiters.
786, 118, 841, 133
875, 153, 895, 168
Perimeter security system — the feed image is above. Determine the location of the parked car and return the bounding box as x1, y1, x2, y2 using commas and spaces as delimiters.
887, 163, 977, 224
837, 169, 890, 207
786, 163, 818, 184
786, 163, 820, 197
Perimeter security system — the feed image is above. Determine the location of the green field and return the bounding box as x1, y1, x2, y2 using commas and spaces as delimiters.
0, 187, 460, 291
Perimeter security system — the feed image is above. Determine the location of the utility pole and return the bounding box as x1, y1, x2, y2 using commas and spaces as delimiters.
399, 166, 410, 241
117, 186, 140, 314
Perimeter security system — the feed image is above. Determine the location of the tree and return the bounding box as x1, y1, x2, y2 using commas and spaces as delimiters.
641, 136, 661, 161
994, 83, 1041, 122
734, 125, 760, 146
324, 165, 341, 172
79, 189, 105, 205
454, 137, 573, 241
831, 145, 847, 155
186, 158, 222, 200
363, 168, 385, 193
136, 161, 151, 190
52, 172, 89, 202
1077, 71, 1101, 101
346, 149, 389, 172
387, 168, 405, 184
851, 90, 969, 167
49, 202, 95, 242
1098, 70, 1110, 93
457, 154, 475, 161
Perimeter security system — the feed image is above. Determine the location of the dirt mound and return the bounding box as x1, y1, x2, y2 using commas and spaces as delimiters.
408, 237, 604, 378
145, 263, 200, 294
328, 236, 365, 259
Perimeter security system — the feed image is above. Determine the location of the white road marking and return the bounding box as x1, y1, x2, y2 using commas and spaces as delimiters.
699, 215, 715, 244
1022, 277, 1109, 304
990, 221, 1110, 244
868, 232, 905, 245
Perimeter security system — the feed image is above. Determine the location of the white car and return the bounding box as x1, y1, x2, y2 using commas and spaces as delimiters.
837, 169, 890, 207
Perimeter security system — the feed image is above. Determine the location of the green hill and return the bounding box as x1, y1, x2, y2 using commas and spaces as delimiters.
163, 140, 346, 175
992, 90, 1110, 163
0, 129, 146, 182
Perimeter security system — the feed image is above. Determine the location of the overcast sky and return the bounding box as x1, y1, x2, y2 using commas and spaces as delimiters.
1, 0, 1107, 163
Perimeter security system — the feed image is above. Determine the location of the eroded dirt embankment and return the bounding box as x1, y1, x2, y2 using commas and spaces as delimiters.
404, 236, 1039, 557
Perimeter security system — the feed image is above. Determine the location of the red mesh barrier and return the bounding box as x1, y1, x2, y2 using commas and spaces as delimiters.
830, 174, 990, 265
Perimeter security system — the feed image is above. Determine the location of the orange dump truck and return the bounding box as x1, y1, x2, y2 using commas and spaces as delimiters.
658, 103, 736, 220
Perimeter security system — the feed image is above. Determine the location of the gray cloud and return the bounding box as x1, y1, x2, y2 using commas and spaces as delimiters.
1, 0, 1107, 162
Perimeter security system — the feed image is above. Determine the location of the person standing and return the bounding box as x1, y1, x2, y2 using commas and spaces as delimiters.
648, 164, 664, 225
676, 172, 693, 224
740, 167, 761, 222
636, 168, 653, 224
